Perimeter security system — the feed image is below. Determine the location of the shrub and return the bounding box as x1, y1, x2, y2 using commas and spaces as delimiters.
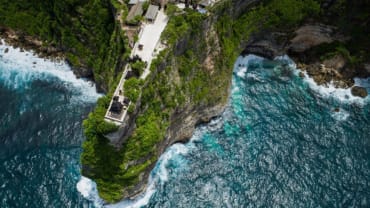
124, 77, 143, 102
131, 60, 146, 76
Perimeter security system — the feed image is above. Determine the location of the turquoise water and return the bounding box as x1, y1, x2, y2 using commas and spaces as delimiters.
1, 42, 370, 207
139, 55, 370, 207
0, 44, 97, 207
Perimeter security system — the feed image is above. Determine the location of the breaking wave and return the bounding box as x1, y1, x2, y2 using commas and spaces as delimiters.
0, 39, 101, 103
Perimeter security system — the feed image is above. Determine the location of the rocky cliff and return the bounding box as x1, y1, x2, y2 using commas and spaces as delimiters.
80, 0, 274, 201
117, 0, 283, 199
242, 0, 370, 97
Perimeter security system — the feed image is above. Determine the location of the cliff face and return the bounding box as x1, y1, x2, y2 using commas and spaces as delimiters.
80, 1, 270, 201
158, 0, 263, 155
131, 1, 265, 196
241, 0, 370, 97
118, 12, 232, 199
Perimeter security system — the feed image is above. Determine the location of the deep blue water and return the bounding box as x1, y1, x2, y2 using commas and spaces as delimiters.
1, 43, 370, 208
0, 45, 98, 207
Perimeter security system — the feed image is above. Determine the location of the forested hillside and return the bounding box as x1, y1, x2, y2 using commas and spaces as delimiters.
0, 0, 126, 91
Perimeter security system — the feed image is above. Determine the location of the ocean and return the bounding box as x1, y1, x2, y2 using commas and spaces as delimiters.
1, 41, 370, 207
0, 40, 98, 207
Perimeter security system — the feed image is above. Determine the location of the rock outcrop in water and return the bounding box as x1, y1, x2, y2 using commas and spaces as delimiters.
351, 86, 368, 98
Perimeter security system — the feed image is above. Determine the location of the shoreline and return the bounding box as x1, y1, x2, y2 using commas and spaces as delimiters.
0, 27, 64, 61
0, 39, 102, 102
0, 27, 96, 82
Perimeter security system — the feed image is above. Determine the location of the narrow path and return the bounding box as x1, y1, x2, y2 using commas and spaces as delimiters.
132, 9, 169, 79
105, 7, 168, 125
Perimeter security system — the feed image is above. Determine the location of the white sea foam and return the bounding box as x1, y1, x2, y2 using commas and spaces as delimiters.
0, 39, 101, 102
106, 143, 190, 208
231, 85, 239, 93
236, 67, 247, 78
246, 73, 263, 82
299, 70, 369, 104
331, 109, 350, 121
274, 55, 297, 68
355, 77, 370, 88
274, 55, 369, 105
234, 55, 264, 77
76, 176, 104, 208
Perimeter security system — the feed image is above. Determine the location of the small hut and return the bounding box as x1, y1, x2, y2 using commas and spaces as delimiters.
145, 5, 159, 23
110, 100, 123, 113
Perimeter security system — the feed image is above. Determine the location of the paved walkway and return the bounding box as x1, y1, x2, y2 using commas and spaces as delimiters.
105, 9, 168, 125
133, 9, 169, 79
104, 65, 130, 125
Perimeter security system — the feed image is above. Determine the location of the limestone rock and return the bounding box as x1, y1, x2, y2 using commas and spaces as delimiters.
351, 86, 368, 98
242, 40, 282, 60
323, 55, 346, 70
289, 24, 335, 53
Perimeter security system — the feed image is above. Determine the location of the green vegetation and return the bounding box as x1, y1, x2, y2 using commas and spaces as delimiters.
81, 94, 123, 201
131, 60, 146, 76
81, 0, 370, 202
313, 0, 370, 66
127, 104, 135, 114
143, 1, 150, 12
79, 0, 324, 202
126, 15, 143, 26
0, 0, 126, 90
265, 0, 320, 27
123, 77, 143, 102
315, 41, 363, 66
162, 9, 204, 45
